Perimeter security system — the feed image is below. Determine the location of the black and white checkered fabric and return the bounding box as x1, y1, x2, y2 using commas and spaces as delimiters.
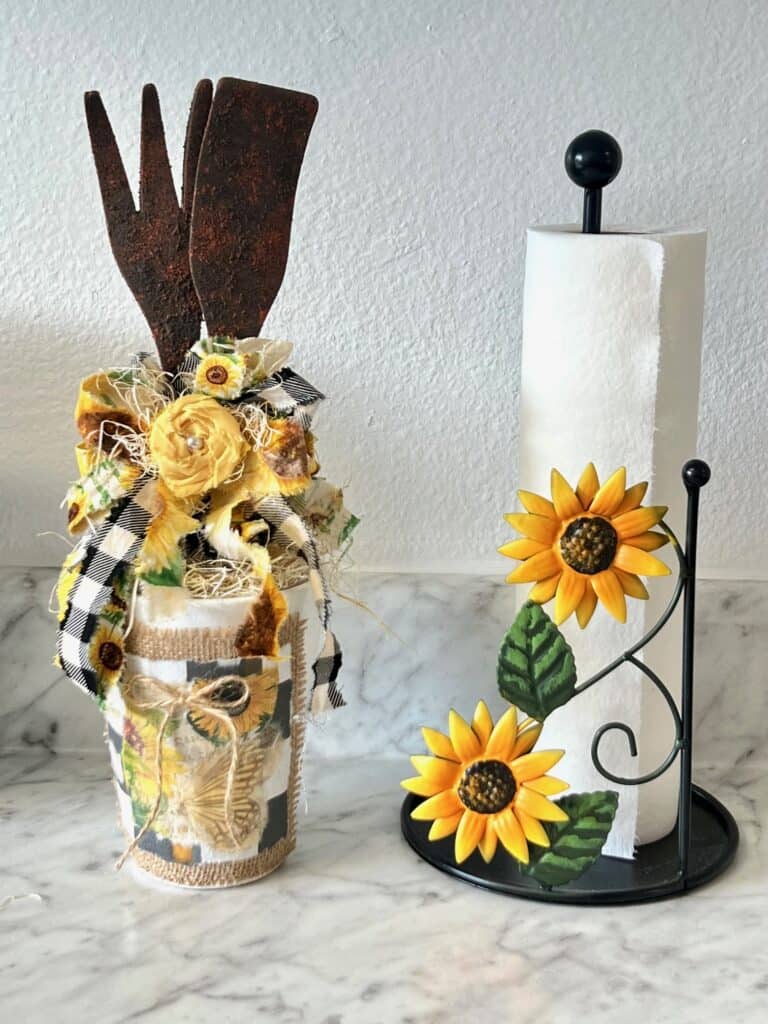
57, 477, 156, 697
256, 493, 344, 712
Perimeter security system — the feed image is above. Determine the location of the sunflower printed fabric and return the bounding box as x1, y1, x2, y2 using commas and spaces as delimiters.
500, 464, 670, 628
104, 612, 308, 885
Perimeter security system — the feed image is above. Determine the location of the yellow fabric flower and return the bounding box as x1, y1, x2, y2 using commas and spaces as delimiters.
74, 372, 139, 453
500, 464, 671, 628
137, 480, 199, 574
149, 394, 246, 499
402, 701, 568, 865
194, 353, 247, 400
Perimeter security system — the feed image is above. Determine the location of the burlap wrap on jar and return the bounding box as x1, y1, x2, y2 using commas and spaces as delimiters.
102, 583, 323, 888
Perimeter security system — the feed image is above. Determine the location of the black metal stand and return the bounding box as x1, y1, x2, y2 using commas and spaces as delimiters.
401, 461, 740, 904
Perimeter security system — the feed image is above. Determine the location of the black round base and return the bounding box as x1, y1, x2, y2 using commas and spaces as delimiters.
401, 785, 738, 905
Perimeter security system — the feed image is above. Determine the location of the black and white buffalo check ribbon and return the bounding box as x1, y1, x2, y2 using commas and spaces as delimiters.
57, 477, 155, 697
256, 494, 345, 713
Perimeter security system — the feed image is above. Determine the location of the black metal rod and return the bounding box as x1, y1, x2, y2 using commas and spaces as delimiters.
583, 188, 602, 233
677, 460, 710, 878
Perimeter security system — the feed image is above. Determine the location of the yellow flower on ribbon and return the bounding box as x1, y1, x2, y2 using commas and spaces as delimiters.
89, 621, 125, 690
500, 464, 670, 628
138, 480, 199, 575
402, 701, 568, 865
194, 353, 247, 400
149, 394, 246, 500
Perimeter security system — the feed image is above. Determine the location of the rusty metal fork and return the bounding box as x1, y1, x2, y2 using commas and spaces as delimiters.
85, 80, 213, 371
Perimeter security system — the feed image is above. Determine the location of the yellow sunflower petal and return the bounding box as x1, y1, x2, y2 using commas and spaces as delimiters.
554, 570, 586, 625
410, 789, 462, 821
529, 574, 561, 603
516, 787, 570, 822
575, 462, 600, 508
512, 749, 564, 783
515, 807, 551, 847
614, 545, 671, 577
504, 513, 558, 545
575, 585, 598, 629
509, 722, 543, 759
524, 775, 569, 796
614, 568, 649, 600
589, 467, 627, 516
449, 709, 482, 761
485, 706, 520, 760
505, 549, 560, 584
428, 812, 463, 841
455, 810, 486, 863
613, 506, 668, 540
630, 531, 669, 552
517, 490, 557, 519
410, 756, 460, 787
592, 569, 627, 622
401, 776, 443, 798
471, 700, 493, 746
550, 469, 583, 519
614, 480, 649, 516
498, 538, 548, 560
478, 820, 499, 863
495, 807, 529, 864
421, 727, 459, 761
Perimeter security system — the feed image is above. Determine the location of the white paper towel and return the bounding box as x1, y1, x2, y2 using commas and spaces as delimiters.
517, 225, 706, 858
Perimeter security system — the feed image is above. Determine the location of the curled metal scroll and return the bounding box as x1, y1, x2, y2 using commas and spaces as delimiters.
573, 520, 689, 786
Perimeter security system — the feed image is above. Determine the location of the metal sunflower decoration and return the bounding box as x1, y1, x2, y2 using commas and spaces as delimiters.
500, 464, 670, 627
403, 463, 673, 889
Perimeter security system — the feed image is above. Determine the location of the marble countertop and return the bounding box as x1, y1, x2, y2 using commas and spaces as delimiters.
2, 751, 765, 1024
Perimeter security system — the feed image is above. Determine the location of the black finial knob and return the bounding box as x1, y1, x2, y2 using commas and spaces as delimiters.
682, 459, 711, 490
564, 130, 622, 234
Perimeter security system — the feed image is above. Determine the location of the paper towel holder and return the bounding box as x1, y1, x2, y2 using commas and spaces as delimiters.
402, 460, 740, 904
565, 129, 623, 234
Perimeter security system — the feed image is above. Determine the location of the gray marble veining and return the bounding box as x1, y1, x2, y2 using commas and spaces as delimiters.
1, 568, 766, 765
1, 752, 765, 1023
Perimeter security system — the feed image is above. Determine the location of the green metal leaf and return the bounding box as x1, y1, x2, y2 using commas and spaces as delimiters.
497, 601, 577, 720
527, 790, 619, 888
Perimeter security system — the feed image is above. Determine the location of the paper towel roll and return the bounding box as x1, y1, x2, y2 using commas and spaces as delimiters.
517, 225, 706, 858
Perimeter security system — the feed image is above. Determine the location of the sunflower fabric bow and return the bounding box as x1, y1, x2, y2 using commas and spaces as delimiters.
55, 338, 356, 716
115, 673, 261, 869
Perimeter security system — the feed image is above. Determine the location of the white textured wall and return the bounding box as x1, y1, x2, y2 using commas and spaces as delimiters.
1, 0, 766, 575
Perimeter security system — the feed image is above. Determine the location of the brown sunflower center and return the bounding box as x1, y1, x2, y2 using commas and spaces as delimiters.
99, 641, 123, 672
560, 516, 618, 575
458, 759, 516, 814
205, 364, 229, 385
209, 679, 250, 716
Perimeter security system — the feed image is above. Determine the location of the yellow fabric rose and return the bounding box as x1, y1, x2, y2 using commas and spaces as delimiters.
149, 394, 245, 499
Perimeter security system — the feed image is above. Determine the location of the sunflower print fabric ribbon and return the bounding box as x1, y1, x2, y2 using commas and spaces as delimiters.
115, 673, 259, 869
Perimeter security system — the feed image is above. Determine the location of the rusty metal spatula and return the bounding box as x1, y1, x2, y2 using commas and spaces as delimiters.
189, 78, 318, 339
85, 80, 213, 371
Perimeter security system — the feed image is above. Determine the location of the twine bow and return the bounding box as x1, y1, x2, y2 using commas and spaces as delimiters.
115, 674, 250, 870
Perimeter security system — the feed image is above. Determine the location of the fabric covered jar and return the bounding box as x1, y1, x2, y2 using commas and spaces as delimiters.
102, 583, 323, 888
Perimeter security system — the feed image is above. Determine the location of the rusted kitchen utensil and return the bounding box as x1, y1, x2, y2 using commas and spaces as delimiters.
189, 77, 318, 338
85, 80, 213, 371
